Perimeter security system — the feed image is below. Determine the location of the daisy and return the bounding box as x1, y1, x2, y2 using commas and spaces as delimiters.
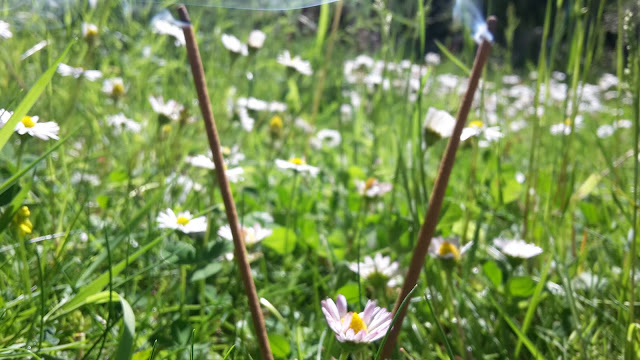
549, 116, 583, 136
461, 120, 503, 146
311, 129, 341, 149
492, 238, 543, 259
184, 155, 244, 182
247, 30, 266, 49
321, 294, 392, 343
423, 107, 456, 140
277, 50, 312, 76
275, 158, 319, 177
107, 113, 141, 133
268, 101, 287, 113
156, 208, 207, 234
348, 253, 401, 287
82, 22, 98, 41
237, 107, 255, 132
149, 96, 184, 122
57, 63, 103, 81
102, 78, 126, 98
0, 20, 11, 39
10, 114, 60, 140
269, 115, 283, 136
356, 177, 392, 198
150, 9, 186, 46
428, 236, 472, 261
424, 52, 440, 66
221, 34, 248, 56
218, 223, 272, 246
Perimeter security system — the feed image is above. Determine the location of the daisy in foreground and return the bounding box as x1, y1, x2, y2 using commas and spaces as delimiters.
157, 209, 207, 234
321, 294, 392, 343
356, 177, 392, 198
275, 157, 319, 177
428, 236, 472, 262
218, 223, 272, 246
0, 111, 60, 141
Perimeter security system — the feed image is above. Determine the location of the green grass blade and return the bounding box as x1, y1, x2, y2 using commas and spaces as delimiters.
424, 289, 456, 360
434, 40, 470, 75
315, 1, 330, 52
114, 295, 136, 360
0, 41, 73, 151
374, 284, 418, 360
515, 256, 552, 357
489, 296, 544, 360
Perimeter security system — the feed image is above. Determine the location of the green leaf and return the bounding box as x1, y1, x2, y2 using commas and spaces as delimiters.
434, 40, 470, 75
190, 262, 222, 282
96, 195, 110, 209
263, 227, 297, 255
109, 170, 129, 182
114, 295, 136, 360
0, 41, 74, 150
160, 241, 197, 264
483, 260, 503, 287
508, 276, 537, 298
268, 333, 290, 358
489, 296, 544, 360
336, 282, 359, 304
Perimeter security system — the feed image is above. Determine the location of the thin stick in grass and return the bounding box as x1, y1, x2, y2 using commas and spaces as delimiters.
379, 16, 496, 359
176, 6, 273, 360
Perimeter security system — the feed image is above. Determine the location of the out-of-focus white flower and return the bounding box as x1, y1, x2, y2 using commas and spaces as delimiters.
237, 107, 255, 132
321, 294, 392, 344
599, 73, 618, 91
184, 155, 245, 182
615, 119, 632, 128
268, 101, 287, 113
549, 116, 583, 136
461, 120, 503, 146
0, 20, 12, 39
218, 223, 272, 245
5, 113, 60, 141
58, 63, 103, 81
107, 113, 141, 133
356, 178, 392, 198
311, 129, 341, 148
552, 71, 566, 82
424, 107, 455, 140
247, 30, 266, 49
596, 124, 615, 138
348, 253, 400, 287
150, 10, 186, 46
222, 34, 248, 56
149, 96, 184, 121
275, 157, 319, 176
102, 78, 126, 97
82, 22, 98, 40
277, 50, 312, 76
515, 172, 526, 184
493, 238, 543, 259
502, 74, 520, 85
157, 208, 207, 234
20, 40, 49, 60
71, 172, 101, 186
294, 117, 315, 134
425, 52, 440, 66
428, 236, 472, 261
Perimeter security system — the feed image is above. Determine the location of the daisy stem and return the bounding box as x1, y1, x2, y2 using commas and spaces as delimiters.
445, 271, 468, 360
380, 18, 495, 359
285, 172, 299, 253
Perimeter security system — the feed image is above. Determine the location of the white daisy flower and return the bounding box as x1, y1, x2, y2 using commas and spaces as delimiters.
57, 63, 103, 81
311, 129, 341, 149
268, 101, 287, 113
549, 116, 583, 136
321, 294, 392, 344
502, 74, 520, 85
149, 96, 184, 122
157, 208, 207, 234
424, 52, 440, 66
428, 236, 472, 261
277, 50, 313, 76
184, 155, 244, 182
598, 73, 618, 91
237, 107, 255, 132
107, 113, 141, 133
294, 117, 315, 134
493, 238, 543, 259
424, 107, 456, 140
218, 223, 272, 246
0, 20, 12, 39
615, 119, 632, 129
221, 33, 248, 56
348, 253, 401, 287
8, 114, 60, 140
596, 124, 615, 139
275, 158, 319, 177
150, 10, 186, 46
82, 22, 98, 40
461, 120, 503, 146
356, 178, 392, 198
247, 30, 266, 49
102, 77, 126, 97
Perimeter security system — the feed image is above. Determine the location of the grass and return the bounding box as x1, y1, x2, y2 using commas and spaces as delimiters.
0, 0, 639, 359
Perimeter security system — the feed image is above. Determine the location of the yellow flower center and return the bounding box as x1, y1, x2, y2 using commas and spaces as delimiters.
270, 115, 283, 130
469, 120, 483, 128
176, 216, 190, 226
112, 82, 125, 97
564, 118, 571, 126
161, 124, 172, 135
241, 228, 256, 244
22, 116, 36, 128
289, 157, 305, 165
86, 28, 98, 38
347, 312, 367, 334
222, 146, 231, 156
364, 177, 377, 190
438, 241, 461, 260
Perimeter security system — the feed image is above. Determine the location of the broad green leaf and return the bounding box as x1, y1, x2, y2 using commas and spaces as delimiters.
0, 41, 73, 150
190, 262, 222, 282
114, 295, 136, 360
483, 260, 503, 288
508, 276, 536, 298
336, 282, 359, 304
263, 227, 297, 255
268, 333, 290, 358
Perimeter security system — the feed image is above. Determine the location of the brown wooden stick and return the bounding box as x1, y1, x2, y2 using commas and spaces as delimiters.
176, 6, 273, 360
379, 16, 496, 359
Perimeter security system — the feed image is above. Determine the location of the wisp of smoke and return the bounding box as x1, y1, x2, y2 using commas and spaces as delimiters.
453, 0, 493, 44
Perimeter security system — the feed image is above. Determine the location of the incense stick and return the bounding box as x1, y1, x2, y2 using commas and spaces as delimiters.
177, 6, 274, 360
379, 16, 497, 359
